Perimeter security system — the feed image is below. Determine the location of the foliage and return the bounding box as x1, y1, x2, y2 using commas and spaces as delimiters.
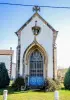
12, 77, 25, 91
57, 68, 68, 83
0, 62, 10, 88
64, 67, 70, 90
45, 78, 61, 92
54, 79, 61, 89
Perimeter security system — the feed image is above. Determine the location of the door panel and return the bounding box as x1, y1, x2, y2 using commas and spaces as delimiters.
29, 50, 44, 87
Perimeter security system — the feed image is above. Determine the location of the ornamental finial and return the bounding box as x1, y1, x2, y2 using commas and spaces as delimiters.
32, 21, 41, 36
33, 6, 40, 13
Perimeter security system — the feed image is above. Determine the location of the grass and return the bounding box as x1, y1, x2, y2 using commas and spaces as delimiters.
0, 89, 70, 100
0, 82, 69, 100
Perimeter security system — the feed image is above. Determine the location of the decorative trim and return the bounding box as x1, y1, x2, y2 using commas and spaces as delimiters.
15, 13, 58, 36
23, 41, 48, 79
53, 31, 58, 79
9, 54, 12, 79
16, 33, 21, 77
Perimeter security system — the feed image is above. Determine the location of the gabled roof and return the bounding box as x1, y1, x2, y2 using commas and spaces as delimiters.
0, 50, 14, 55
15, 12, 58, 36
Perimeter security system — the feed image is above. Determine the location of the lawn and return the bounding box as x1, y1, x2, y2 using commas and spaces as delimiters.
0, 89, 70, 100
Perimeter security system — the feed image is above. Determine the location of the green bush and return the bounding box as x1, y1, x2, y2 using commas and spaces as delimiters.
12, 77, 25, 91
45, 78, 60, 92
64, 67, 70, 90
0, 62, 10, 88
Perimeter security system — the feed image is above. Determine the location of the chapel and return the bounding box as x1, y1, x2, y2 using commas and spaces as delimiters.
15, 6, 58, 87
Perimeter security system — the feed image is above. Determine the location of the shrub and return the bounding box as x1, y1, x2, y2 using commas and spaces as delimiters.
45, 78, 60, 92
64, 67, 70, 90
0, 62, 10, 88
12, 77, 25, 91
54, 79, 61, 89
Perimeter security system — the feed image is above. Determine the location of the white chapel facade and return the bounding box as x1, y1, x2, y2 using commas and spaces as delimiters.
15, 6, 58, 83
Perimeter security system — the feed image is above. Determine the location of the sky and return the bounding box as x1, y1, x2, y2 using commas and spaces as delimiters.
0, 0, 70, 68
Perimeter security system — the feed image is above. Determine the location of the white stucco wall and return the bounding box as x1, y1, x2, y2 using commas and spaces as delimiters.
0, 55, 11, 76
20, 15, 53, 78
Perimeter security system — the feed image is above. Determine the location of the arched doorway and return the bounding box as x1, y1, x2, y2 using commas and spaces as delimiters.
23, 42, 48, 87
30, 49, 43, 77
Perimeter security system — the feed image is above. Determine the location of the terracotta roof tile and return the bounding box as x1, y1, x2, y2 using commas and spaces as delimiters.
0, 50, 14, 55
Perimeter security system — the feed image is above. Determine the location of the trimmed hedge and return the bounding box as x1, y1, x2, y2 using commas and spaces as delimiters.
64, 67, 70, 90
12, 77, 25, 91
0, 62, 10, 88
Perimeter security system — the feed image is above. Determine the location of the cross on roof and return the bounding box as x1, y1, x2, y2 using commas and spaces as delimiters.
33, 6, 40, 13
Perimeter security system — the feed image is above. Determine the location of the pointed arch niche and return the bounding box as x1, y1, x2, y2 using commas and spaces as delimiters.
23, 41, 48, 79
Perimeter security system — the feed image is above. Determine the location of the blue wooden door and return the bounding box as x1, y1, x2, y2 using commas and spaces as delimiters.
29, 50, 44, 87
29, 76, 44, 87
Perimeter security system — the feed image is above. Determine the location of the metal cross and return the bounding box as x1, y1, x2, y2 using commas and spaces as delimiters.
33, 6, 40, 13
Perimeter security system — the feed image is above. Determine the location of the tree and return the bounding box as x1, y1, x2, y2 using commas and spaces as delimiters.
0, 62, 10, 88
64, 67, 70, 90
